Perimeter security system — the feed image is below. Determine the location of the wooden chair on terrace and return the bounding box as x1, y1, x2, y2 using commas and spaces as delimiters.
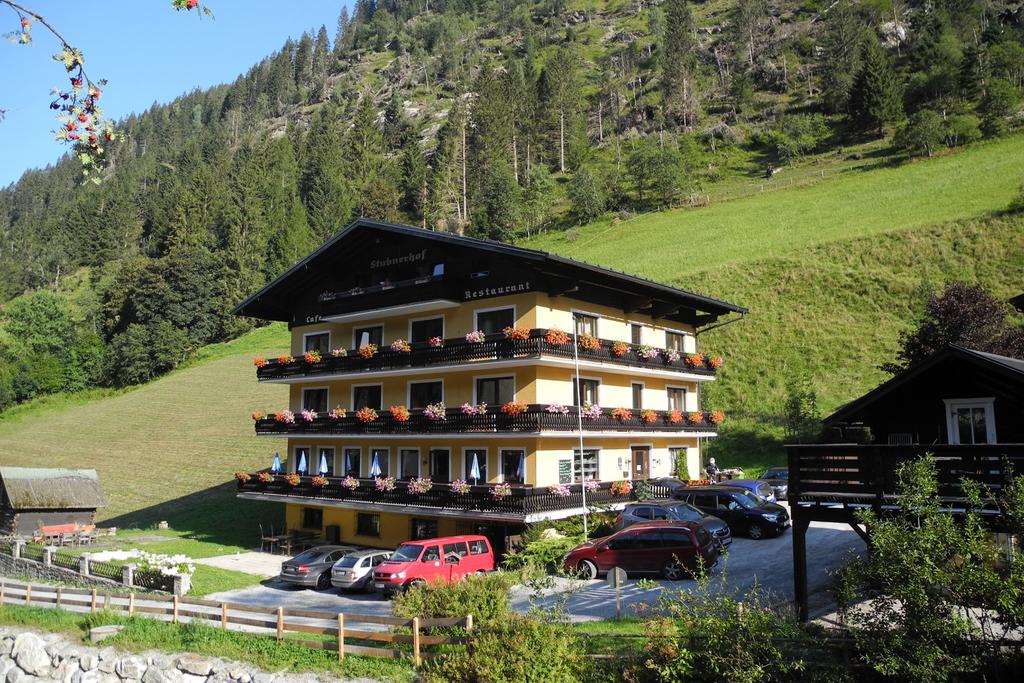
259, 523, 279, 554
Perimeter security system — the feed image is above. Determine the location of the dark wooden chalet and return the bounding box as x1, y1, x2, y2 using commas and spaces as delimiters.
0, 467, 107, 536
787, 346, 1024, 620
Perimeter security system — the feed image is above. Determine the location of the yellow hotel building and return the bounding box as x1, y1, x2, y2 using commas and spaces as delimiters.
234, 219, 745, 552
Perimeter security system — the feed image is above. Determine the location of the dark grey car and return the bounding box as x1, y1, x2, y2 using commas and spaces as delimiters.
761, 468, 789, 501
614, 501, 732, 547
279, 545, 360, 589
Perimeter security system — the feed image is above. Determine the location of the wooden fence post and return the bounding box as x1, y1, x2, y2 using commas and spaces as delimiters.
90, 589, 97, 612
103, 593, 111, 610
221, 603, 228, 629
56, 587, 62, 609
337, 613, 345, 662
465, 614, 473, 634
412, 617, 421, 667
24, 584, 31, 606
128, 593, 135, 617
276, 607, 284, 641
172, 595, 179, 624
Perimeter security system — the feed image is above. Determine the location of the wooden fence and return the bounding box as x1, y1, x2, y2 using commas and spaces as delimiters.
0, 579, 470, 665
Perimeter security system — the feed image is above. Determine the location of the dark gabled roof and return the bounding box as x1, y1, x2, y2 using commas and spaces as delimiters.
825, 346, 1024, 425
0, 467, 106, 510
232, 219, 746, 324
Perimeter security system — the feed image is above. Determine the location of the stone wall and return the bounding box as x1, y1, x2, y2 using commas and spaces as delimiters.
0, 626, 341, 683
0, 554, 120, 592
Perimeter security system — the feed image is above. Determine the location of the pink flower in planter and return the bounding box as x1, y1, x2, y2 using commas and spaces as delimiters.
548, 484, 571, 497
465, 330, 486, 344
300, 409, 317, 422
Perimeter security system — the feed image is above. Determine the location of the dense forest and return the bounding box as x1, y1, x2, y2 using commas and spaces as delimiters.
0, 0, 1022, 410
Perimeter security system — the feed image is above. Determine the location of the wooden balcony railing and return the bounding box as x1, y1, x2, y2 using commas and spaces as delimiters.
255, 329, 718, 381
254, 404, 720, 436
786, 443, 1024, 509
236, 475, 672, 516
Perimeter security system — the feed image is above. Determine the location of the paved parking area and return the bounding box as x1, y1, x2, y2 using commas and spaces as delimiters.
206, 515, 864, 622
195, 551, 284, 577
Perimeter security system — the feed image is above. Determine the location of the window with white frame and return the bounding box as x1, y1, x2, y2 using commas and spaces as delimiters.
342, 447, 361, 477
944, 398, 997, 444
476, 376, 514, 405
353, 385, 382, 410
354, 325, 383, 348
302, 388, 328, 413
501, 449, 525, 484
669, 447, 688, 479
399, 449, 420, 478
667, 387, 687, 412
574, 312, 598, 337
410, 317, 444, 343
409, 381, 443, 409
304, 332, 330, 354
573, 378, 600, 405
475, 308, 514, 334
666, 331, 686, 352
631, 323, 642, 345
632, 383, 644, 410
315, 446, 335, 476
573, 448, 599, 482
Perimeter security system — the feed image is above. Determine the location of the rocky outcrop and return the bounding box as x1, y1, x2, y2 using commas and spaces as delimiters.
0, 627, 372, 683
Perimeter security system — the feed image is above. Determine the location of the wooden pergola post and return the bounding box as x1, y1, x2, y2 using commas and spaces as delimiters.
792, 515, 810, 622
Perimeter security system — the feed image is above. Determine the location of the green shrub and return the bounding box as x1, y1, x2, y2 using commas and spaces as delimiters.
421, 614, 588, 683
391, 572, 514, 629
503, 536, 579, 572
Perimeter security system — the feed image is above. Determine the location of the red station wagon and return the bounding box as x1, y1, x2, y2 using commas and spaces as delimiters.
562, 521, 720, 581
373, 534, 495, 595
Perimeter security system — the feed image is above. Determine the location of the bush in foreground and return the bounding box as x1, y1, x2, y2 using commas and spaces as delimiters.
421, 613, 587, 683
391, 571, 515, 629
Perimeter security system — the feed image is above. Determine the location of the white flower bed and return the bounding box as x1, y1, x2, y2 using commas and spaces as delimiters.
86, 549, 196, 577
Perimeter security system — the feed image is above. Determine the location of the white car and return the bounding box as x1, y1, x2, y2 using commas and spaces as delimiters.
330, 549, 392, 591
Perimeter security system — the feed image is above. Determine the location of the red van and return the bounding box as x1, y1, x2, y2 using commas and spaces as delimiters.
562, 521, 720, 581
373, 534, 495, 595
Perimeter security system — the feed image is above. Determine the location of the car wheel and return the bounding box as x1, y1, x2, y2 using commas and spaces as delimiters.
576, 559, 598, 580
747, 522, 765, 540
405, 578, 426, 591
662, 559, 685, 581
316, 572, 332, 590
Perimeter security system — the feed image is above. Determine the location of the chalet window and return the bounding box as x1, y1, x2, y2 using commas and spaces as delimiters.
574, 312, 598, 337
429, 449, 450, 482
410, 317, 444, 343
316, 447, 335, 476
501, 449, 525, 484
293, 447, 310, 474
409, 381, 443, 409
667, 387, 687, 412
669, 447, 687, 477
400, 449, 420, 478
632, 383, 644, 410
573, 378, 600, 405
411, 518, 438, 540
465, 449, 488, 482
342, 448, 361, 477
631, 324, 642, 345
573, 449, 599, 482
354, 325, 383, 348
302, 507, 322, 530
369, 448, 389, 476
357, 513, 380, 537
666, 332, 686, 352
475, 308, 515, 335
353, 385, 382, 410
302, 388, 328, 413
304, 333, 330, 354
476, 376, 514, 405
945, 398, 997, 445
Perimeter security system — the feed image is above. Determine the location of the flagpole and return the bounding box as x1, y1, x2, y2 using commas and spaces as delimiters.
572, 323, 589, 539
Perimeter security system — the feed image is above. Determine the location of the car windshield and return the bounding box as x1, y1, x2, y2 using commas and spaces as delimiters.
667, 504, 703, 521
290, 549, 323, 563
390, 544, 423, 562
734, 492, 760, 509
336, 556, 359, 568
764, 469, 787, 480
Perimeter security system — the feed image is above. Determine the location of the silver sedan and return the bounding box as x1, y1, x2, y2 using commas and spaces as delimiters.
330, 549, 392, 591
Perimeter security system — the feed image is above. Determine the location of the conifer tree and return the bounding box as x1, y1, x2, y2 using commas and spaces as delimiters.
539, 45, 584, 173
850, 35, 904, 134
821, 0, 867, 113
660, 0, 699, 127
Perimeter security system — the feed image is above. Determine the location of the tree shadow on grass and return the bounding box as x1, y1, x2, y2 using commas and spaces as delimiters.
101, 480, 284, 548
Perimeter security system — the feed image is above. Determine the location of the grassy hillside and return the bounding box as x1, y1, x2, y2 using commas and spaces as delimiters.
0, 324, 289, 538
524, 136, 1024, 280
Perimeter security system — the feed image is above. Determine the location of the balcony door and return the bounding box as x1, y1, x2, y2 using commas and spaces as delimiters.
475, 308, 514, 335
354, 325, 383, 349
429, 449, 450, 482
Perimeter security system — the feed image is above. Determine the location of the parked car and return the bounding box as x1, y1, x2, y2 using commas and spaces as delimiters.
373, 535, 494, 595
614, 501, 732, 547
673, 486, 790, 539
330, 549, 393, 591
719, 479, 777, 503
562, 521, 720, 581
279, 545, 360, 589
761, 467, 789, 501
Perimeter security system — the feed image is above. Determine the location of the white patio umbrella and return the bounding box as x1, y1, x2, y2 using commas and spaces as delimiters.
516, 452, 526, 483
271, 452, 281, 474
317, 452, 329, 475
344, 451, 353, 475
470, 453, 481, 484
369, 452, 382, 477
297, 451, 307, 474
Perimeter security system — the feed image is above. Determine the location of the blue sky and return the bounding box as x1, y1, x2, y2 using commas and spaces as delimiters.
0, 1, 348, 187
